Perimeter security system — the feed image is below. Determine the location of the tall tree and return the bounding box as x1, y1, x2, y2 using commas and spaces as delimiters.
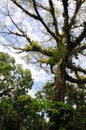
0, 1, 86, 129
0, 0, 86, 130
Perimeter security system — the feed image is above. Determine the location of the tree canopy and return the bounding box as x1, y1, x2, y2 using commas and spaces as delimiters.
0, 0, 86, 130
0, 0, 86, 101
0, 51, 33, 99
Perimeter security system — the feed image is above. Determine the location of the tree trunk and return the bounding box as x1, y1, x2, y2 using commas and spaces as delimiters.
49, 61, 66, 130
53, 61, 66, 102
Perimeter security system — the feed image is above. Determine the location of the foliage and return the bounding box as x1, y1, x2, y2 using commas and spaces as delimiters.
0, 52, 33, 99
0, 0, 86, 130
36, 82, 86, 130
0, 52, 35, 130
0, 0, 86, 100
66, 83, 86, 130
49, 43, 66, 65
47, 102, 75, 130
0, 52, 49, 130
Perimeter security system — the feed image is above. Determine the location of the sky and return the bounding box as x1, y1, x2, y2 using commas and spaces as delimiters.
0, 0, 86, 96
0, 40, 53, 97
0, 0, 55, 96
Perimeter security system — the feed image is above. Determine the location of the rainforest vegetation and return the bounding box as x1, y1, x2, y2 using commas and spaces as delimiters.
0, 0, 86, 130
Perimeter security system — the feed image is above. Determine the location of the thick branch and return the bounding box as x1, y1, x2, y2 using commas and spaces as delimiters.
34, 47, 53, 56
11, 0, 39, 20
32, 0, 58, 41
70, 44, 86, 56
62, 0, 71, 50
11, 0, 57, 41
3, 43, 53, 57
49, 0, 59, 36
65, 72, 86, 84
69, 0, 83, 28
67, 63, 86, 74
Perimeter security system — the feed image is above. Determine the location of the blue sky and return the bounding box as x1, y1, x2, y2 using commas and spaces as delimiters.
0, 3, 52, 94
